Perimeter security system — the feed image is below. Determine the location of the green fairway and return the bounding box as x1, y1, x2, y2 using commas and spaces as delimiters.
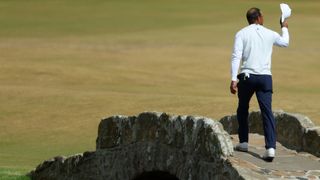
0, 168, 29, 180
0, 0, 319, 176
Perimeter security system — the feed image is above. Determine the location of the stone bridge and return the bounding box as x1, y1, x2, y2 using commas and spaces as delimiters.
29, 111, 320, 180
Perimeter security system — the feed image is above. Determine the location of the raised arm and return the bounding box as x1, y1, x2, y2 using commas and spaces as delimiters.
274, 20, 289, 47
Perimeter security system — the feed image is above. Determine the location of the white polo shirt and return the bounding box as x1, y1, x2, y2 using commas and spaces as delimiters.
231, 24, 289, 81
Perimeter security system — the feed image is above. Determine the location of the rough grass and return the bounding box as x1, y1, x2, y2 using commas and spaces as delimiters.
0, 0, 319, 173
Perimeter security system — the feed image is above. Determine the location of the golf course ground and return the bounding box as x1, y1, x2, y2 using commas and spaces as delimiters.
0, 0, 319, 178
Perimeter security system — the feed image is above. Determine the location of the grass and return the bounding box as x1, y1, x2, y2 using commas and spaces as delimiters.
0, 0, 319, 177
0, 168, 30, 180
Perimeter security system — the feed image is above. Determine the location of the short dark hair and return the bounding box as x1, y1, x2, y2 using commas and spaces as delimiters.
246, 7, 262, 24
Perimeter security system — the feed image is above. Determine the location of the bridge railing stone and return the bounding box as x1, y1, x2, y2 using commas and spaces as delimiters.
29, 112, 244, 180
220, 111, 320, 157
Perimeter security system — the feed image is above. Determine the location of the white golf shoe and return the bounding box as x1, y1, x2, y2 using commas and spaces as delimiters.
262, 148, 275, 162
234, 142, 248, 152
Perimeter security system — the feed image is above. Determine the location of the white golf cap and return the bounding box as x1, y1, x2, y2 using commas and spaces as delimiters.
280, 3, 291, 23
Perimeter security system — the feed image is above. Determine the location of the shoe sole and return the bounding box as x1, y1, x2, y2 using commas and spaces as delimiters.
262, 156, 274, 162
234, 147, 248, 152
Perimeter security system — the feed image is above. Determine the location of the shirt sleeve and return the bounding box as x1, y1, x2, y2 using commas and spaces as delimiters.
231, 32, 243, 81
274, 27, 289, 47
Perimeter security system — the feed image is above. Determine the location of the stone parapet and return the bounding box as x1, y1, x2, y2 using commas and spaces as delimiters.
29, 112, 242, 180
28, 111, 320, 179
220, 111, 320, 157
96, 112, 233, 157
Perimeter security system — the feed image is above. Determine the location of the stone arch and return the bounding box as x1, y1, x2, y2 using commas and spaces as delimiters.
29, 112, 244, 180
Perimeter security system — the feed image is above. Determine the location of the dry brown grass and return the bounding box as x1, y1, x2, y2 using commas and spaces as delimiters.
0, 0, 319, 170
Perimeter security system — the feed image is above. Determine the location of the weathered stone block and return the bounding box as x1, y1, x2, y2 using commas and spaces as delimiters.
275, 112, 314, 151
248, 111, 264, 135
220, 114, 238, 135
96, 115, 136, 149
303, 126, 320, 157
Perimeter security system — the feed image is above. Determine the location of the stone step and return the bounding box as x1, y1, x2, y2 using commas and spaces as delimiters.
230, 133, 320, 179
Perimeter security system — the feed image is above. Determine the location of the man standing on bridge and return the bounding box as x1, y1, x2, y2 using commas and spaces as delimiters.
230, 7, 289, 162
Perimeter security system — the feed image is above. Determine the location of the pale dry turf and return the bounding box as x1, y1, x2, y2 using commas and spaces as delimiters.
0, 0, 319, 177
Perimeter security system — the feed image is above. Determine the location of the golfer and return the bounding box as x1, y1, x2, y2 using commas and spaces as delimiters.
230, 7, 289, 162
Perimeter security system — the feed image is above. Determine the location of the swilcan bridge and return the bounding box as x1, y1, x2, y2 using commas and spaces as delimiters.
29, 111, 320, 180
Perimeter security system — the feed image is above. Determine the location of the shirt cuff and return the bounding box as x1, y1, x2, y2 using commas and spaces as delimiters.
231, 76, 238, 81
281, 27, 288, 32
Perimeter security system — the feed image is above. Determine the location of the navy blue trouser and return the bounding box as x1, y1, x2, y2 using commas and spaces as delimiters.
237, 73, 276, 149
